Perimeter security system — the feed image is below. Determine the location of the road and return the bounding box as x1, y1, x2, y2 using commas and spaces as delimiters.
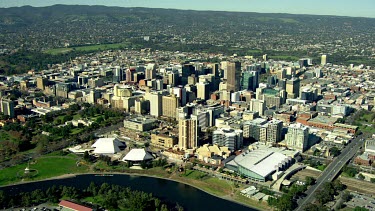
296, 135, 365, 211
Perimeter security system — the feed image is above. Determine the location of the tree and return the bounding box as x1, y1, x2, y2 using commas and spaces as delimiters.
358, 173, 365, 180
303, 203, 328, 211
329, 147, 341, 157
342, 191, 352, 202
354, 207, 369, 211
83, 151, 90, 161
370, 178, 375, 183
305, 176, 316, 186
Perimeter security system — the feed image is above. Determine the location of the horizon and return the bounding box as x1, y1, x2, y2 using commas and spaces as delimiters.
0, 0, 374, 18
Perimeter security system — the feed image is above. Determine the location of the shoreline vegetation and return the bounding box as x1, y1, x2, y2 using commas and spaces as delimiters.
0, 170, 271, 211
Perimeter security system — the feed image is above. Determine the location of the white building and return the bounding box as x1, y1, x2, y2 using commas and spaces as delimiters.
212, 128, 243, 151
91, 138, 126, 155
285, 123, 309, 152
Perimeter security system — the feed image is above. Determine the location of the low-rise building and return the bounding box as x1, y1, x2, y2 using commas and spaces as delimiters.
123, 117, 158, 131
151, 133, 178, 149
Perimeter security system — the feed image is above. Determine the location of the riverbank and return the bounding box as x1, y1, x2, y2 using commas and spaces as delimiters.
1, 169, 271, 211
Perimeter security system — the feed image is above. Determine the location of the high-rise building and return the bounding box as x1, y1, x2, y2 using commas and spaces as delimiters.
0, 98, 15, 118
321, 55, 327, 65
249, 99, 266, 116
212, 128, 243, 151
125, 68, 136, 82
178, 115, 198, 150
145, 63, 156, 80
88, 89, 101, 104
286, 77, 300, 99
55, 83, 72, 98
226, 61, 241, 92
37, 77, 48, 90
197, 80, 210, 100
285, 123, 309, 151
241, 71, 259, 91
266, 119, 283, 143
181, 64, 195, 86
145, 91, 163, 117
113, 68, 124, 82
243, 118, 268, 140
162, 94, 180, 118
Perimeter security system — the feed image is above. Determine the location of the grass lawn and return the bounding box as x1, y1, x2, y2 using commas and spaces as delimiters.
0, 154, 89, 186
317, 164, 327, 171
71, 128, 84, 135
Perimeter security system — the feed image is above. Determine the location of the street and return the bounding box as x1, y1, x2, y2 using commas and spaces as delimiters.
296, 135, 365, 210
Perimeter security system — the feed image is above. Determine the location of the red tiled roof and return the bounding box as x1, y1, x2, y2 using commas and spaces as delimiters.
59, 200, 93, 211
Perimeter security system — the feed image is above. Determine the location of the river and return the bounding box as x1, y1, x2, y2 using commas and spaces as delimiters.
0, 174, 258, 211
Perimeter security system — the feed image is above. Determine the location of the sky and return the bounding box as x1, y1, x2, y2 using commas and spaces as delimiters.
0, 0, 374, 18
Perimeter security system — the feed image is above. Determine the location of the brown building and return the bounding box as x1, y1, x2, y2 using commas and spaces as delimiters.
151, 133, 178, 149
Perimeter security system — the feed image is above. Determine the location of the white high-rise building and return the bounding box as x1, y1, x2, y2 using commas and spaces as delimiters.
321, 55, 327, 65
249, 99, 266, 116
197, 80, 210, 100
285, 123, 309, 152
212, 128, 243, 151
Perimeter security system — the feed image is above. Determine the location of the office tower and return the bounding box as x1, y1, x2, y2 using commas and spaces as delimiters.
162, 94, 180, 118
181, 64, 195, 86
88, 89, 101, 104
321, 55, 327, 65
226, 61, 241, 92
125, 68, 136, 82
113, 68, 124, 82
187, 75, 196, 85
55, 83, 72, 98
263, 54, 268, 61
172, 86, 187, 106
278, 78, 287, 90
145, 63, 156, 80
37, 77, 48, 90
286, 77, 300, 99
243, 118, 268, 140
197, 80, 210, 100
241, 71, 259, 91
299, 59, 309, 67
259, 88, 283, 109
315, 68, 322, 78
211, 63, 220, 77
249, 99, 266, 116
285, 123, 309, 151
0, 99, 15, 118
168, 71, 179, 87
145, 92, 163, 117
266, 119, 283, 143
178, 115, 198, 150
212, 128, 243, 151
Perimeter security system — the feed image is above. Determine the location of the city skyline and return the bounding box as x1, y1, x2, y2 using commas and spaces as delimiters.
1, 0, 375, 18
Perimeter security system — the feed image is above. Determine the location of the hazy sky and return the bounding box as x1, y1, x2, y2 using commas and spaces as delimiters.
1, 0, 374, 18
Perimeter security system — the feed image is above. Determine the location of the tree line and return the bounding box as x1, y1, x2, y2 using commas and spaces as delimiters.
0, 182, 183, 211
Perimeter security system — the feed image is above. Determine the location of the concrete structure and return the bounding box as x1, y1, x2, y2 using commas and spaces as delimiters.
285, 123, 309, 152
265, 119, 283, 143
178, 115, 198, 150
91, 138, 126, 155
243, 118, 268, 140
145, 91, 163, 117
286, 77, 300, 99
365, 139, 375, 154
122, 148, 154, 163
123, 117, 158, 131
226, 146, 294, 182
212, 128, 243, 151
250, 99, 266, 116
321, 54, 327, 65
162, 94, 179, 118
151, 133, 178, 149
195, 144, 231, 164
0, 98, 15, 118
225, 61, 241, 92
197, 80, 210, 100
